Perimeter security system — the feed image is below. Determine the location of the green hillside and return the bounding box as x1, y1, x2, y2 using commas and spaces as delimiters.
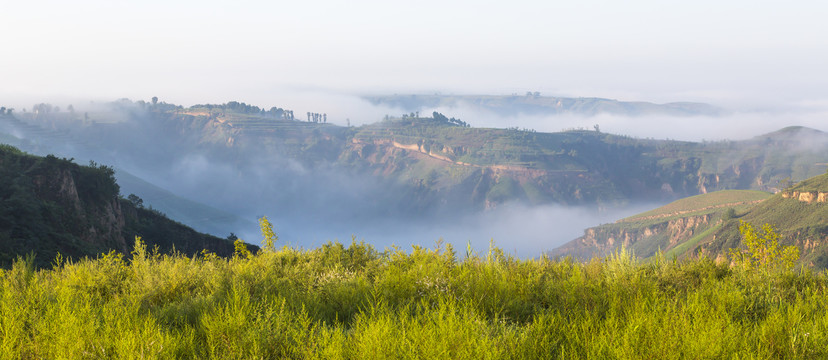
552, 190, 772, 261
342, 116, 828, 210
704, 173, 828, 267
621, 190, 771, 224
556, 172, 828, 269
0, 144, 256, 268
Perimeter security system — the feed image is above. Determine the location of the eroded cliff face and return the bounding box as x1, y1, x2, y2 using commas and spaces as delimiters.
558, 214, 713, 259
32, 166, 128, 252
84, 198, 127, 252
344, 138, 586, 210
695, 157, 768, 194
33, 168, 83, 213
781, 191, 828, 204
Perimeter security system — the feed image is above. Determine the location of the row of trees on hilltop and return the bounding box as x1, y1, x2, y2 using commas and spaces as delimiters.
432, 111, 469, 127
382, 112, 470, 127
306, 112, 327, 123
7, 98, 338, 125
0, 105, 76, 116
191, 101, 294, 120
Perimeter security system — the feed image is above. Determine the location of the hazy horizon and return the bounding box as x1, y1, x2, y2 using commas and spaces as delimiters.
4, 92, 827, 143
3, 1, 828, 109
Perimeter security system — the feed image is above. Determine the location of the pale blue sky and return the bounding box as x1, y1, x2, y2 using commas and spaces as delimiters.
3, 0, 827, 111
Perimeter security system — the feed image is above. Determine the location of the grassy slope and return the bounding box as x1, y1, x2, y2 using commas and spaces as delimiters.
553, 190, 772, 260
664, 223, 722, 258
705, 173, 828, 267
559, 173, 828, 268
620, 190, 771, 226
620, 190, 771, 258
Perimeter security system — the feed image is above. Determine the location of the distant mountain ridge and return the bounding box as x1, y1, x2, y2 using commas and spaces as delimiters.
364, 94, 724, 117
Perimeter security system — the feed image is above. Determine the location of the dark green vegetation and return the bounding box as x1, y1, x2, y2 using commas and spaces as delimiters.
557, 172, 828, 269
365, 93, 724, 117
0, 145, 253, 268
2, 237, 827, 358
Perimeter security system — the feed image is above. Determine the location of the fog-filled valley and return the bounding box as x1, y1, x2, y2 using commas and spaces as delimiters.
2, 96, 827, 257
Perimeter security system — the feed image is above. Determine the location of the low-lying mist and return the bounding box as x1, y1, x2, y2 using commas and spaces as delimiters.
421, 100, 828, 142
5, 93, 828, 257
125, 149, 659, 257
249, 202, 664, 258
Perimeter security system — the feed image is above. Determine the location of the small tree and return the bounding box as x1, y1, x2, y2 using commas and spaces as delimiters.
127, 194, 144, 208
728, 221, 799, 272
259, 216, 277, 252
721, 207, 736, 221
233, 238, 252, 259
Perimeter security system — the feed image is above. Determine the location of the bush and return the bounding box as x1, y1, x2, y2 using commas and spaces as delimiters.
728, 221, 799, 272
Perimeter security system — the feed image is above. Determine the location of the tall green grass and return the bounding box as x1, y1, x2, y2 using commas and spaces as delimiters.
1, 238, 827, 359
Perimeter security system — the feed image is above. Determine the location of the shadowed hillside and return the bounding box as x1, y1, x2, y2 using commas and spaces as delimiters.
0, 144, 256, 268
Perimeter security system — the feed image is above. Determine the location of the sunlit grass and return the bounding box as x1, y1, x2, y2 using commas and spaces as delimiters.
1, 238, 827, 359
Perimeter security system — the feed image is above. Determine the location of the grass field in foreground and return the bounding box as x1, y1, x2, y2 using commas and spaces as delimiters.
1, 235, 827, 359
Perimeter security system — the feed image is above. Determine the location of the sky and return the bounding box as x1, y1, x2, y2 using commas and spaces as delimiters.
2, 1, 828, 135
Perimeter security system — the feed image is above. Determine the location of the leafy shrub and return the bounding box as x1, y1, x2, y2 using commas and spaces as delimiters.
728, 221, 799, 272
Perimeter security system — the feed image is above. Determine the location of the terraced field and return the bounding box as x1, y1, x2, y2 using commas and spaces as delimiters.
621, 190, 771, 224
